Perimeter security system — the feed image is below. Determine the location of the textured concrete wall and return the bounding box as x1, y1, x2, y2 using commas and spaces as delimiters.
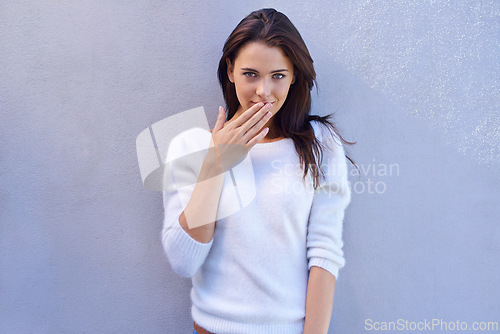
1, 1, 498, 333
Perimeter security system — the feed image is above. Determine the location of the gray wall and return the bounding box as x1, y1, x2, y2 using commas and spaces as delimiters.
1, 1, 498, 333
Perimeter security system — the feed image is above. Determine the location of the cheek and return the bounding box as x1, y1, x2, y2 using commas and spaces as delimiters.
276, 83, 293, 100
235, 80, 254, 96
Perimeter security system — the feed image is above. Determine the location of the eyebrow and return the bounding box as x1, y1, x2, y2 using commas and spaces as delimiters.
240, 67, 289, 73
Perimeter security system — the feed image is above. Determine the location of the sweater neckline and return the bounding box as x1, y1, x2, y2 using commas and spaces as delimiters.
253, 137, 292, 147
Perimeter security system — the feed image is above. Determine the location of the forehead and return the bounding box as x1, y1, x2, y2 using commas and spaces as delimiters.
234, 41, 293, 70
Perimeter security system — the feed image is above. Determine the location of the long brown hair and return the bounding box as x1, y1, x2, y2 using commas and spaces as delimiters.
217, 8, 356, 189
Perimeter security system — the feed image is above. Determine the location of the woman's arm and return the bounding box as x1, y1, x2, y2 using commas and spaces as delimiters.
161, 130, 223, 277
303, 121, 351, 332
303, 266, 336, 334
162, 104, 272, 277
177, 152, 225, 243
178, 103, 272, 242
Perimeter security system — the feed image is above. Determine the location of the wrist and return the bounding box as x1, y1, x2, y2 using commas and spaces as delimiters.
200, 147, 225, 181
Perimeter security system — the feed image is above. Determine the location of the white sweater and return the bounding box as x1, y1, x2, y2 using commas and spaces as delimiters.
162, 120, 351, 334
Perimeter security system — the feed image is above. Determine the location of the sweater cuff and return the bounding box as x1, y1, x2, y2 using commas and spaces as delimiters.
308, 257, 340, 279
164, 224, 213, 277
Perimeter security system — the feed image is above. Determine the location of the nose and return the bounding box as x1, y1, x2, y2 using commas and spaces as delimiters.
256, 78, 271, 98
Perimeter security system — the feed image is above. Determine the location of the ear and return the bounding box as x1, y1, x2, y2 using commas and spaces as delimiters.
226, 58, 234, 83
291, 75, 296, 85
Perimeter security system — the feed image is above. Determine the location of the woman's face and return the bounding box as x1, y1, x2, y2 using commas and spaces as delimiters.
227, 41, 295, 118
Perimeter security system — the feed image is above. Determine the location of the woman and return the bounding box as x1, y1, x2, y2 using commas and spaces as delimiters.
162, 8, 354, 334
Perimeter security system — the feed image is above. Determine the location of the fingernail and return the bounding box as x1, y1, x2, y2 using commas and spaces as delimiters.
219, 106, 223, 112
258, 102, 264, 107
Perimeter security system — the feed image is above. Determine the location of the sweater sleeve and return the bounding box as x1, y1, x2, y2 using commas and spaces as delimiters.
306, 122, 351, 279
161, 130, 214, 278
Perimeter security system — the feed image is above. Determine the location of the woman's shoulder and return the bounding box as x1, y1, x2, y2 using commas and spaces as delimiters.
309, 120, 349, 183
309, 119, 342, 148
172, 126, 210, 144
166, 127, 211, 161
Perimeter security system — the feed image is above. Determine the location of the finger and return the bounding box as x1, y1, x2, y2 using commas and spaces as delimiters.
247, 127, 270, 147
242, 110, 272, 142
238, 103, 273, 133
230, 102, 266, 128
212, 106, 226, 133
